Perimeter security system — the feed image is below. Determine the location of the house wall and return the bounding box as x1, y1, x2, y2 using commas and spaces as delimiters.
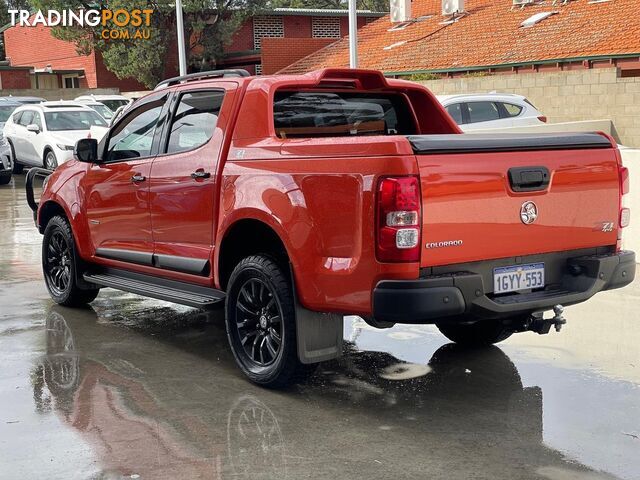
0, 70, 32, 89
418, 68, 640, 148
4, 23, 98, 84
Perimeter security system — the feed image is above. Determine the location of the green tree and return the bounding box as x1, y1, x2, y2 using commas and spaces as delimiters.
28, 0, 267, 88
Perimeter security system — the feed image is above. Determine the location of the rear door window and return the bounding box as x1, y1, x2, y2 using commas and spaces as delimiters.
445, 103, 464, 124
165, 90, 224, 154
273, 91, 417, 138
467, 102, 500, 124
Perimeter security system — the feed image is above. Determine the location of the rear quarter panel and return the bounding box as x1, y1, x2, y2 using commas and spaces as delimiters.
218, 137, 420, 315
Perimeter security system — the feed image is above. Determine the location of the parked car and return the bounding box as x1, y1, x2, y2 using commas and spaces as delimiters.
28, 68, 634, 388
437, 93, 547, 131
0, 95, 46, 105
74, 94, 130, 112
0, 99, 22, 182
4, 102, 108, 171
73, 99, 115, 121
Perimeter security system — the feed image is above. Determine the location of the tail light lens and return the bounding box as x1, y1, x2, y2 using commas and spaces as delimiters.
376, 176, 421, 262
537, 116, 548, 123
617, 163, 630, 251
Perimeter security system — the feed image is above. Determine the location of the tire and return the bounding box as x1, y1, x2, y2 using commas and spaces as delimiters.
225, 255, 314, 388
42, 215, 100, 307
0, 171, 10, 185
436, 319, 514, 347
44, 150, 58, 170
9, 142, 23, 174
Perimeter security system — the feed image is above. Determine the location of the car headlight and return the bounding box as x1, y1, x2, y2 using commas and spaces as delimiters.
56, 144, 74, 151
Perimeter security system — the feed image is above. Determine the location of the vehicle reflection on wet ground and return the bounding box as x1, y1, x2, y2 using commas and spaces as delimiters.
1, 175, 639, 480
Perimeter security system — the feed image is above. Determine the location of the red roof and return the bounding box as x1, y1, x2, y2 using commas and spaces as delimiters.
279, 0, 640, 74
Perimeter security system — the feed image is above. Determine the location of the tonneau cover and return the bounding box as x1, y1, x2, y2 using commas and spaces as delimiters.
407, 132, 612, 154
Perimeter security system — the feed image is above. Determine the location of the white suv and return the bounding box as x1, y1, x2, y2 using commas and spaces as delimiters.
2, 102, 109, 170
74, 94, 131, 112
437, 93, 547, 131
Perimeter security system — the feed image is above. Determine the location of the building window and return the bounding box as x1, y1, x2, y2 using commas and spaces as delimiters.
253, 16, 284, 50
255, 64, 262, 75
63, 75, 80, 88
312, 16, 341, 38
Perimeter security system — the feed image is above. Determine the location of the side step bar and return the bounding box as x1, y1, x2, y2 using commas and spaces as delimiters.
84, 268, 225, 309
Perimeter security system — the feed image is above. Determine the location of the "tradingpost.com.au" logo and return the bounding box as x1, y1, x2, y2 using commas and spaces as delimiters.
9, 9, 153, 40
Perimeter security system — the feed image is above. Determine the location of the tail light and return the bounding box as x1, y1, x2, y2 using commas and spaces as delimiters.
617, 164, 630, 251
376, 176, 421, 262
537, 116, 548, 123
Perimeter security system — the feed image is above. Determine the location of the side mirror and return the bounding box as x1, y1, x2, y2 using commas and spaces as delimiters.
74, 138, 98, 163
26, 124, 40, 133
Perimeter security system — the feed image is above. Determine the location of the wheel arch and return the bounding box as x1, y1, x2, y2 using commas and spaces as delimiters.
216, 217, 291, 291
38, 200, 68, 234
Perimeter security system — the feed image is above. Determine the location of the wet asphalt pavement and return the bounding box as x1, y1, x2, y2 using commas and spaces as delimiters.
0, 175, 639, 480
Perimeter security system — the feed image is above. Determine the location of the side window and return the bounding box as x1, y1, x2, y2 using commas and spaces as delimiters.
12, 111, 23, 124
467, 102, 500, 124
32, 112, 43, 130
165, 90, 224, 154
445, 103, 463, 124
19, 111, 34, 126
106, 97, 166, 162
501, 103, 523, 118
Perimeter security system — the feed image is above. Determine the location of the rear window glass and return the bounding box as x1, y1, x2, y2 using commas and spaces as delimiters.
502, 103, 523, 117
445, 103, 463, 124
467, 102, 500, 124
273, 91, 417, 138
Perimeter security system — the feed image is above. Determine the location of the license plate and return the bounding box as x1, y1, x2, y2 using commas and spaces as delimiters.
493, 263, 545, 294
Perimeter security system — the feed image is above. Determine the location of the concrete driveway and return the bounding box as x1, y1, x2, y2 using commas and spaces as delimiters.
1, 175, 639, 480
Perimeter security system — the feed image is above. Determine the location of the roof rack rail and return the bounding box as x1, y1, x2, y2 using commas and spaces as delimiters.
154, 69, 251, 90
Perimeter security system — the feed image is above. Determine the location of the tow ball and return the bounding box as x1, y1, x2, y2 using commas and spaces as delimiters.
524, 305, 567, 335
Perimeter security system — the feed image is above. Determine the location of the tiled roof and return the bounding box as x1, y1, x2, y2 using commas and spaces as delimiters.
278, 0, 640, 74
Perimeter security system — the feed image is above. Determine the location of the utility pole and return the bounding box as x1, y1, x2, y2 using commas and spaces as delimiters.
348, 0, 358, 68
175, 0, 187, 75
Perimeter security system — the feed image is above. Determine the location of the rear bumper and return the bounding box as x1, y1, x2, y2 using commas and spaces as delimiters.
373, 250, 635, 324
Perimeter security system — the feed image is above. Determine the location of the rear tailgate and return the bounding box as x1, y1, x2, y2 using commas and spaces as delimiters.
409, 133, 620, 268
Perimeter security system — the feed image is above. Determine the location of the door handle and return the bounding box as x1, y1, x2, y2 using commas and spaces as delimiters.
191, 170, 211, 179
508, 166, 550, 192
131, 174, 146, 183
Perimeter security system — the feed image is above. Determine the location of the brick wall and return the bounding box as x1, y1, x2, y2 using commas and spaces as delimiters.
261, 37, 335, 75
417, 68, 640, 148
0, 69, 31, 89
3, 22, 152, 91
4, 23, 98, 84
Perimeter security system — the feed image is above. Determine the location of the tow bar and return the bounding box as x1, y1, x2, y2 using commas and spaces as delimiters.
523, 305, 567, 335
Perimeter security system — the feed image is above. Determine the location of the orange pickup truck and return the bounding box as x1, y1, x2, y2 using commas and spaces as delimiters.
28, 68, 634, 387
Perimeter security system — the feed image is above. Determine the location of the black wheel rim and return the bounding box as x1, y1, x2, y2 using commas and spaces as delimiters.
45, 231, 71, 295
234, 278, 283, 367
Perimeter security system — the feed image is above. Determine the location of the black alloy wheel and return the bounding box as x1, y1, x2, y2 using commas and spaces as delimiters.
235, 278, 284, 366
44, 230, 72, 296
42, 215, 100, 307
225, 255, 315, 387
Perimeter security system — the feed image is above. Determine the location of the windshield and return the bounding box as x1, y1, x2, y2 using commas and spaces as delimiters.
101, 99, 129, 111
0, 105, 17, 122
89, 104, 114, 120
44, 110, 108, 131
